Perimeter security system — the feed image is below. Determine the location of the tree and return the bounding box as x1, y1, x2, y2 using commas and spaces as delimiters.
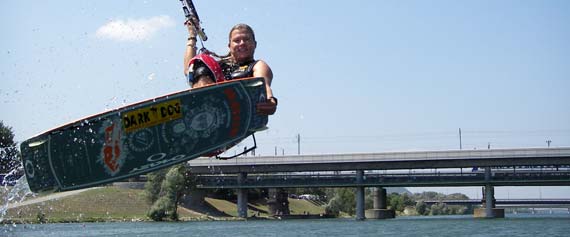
325, 188, 356, 216
144, 169, 167, 205
429, 203, 445, 215
0, 121, 19, 173
415, 201, 428, 215
146, 164, 188, 221
446, 193, 469, 200
388, 193, 414, 212
364, 188, 374, 210
449, 205, 468, 215
413, 191, 446, 201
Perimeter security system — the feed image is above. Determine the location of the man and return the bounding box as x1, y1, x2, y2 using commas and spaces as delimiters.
183, 23, 277, 115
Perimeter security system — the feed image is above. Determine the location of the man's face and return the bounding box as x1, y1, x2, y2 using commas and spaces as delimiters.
229, 29, 256, 63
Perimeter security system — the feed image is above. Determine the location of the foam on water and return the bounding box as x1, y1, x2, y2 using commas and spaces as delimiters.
1, 166, 34, 222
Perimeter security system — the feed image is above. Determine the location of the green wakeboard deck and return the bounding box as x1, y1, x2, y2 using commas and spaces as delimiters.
21, 77, 268, 193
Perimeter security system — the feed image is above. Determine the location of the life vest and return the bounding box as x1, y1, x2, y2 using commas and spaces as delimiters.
221, 60, 259, 80
187, 53, 226, 84
188, 53, 259, 86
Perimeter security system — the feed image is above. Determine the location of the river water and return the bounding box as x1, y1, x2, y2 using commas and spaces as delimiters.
2, 214, 569, 237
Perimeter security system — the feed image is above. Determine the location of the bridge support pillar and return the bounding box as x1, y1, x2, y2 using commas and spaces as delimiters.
374, 187, 387, 209
365, 187, 395, 219
485, 183, 495, 217
474, 167, 504, 218
355, 170, 365, 221
237, 172, 248, 218
474, 207, 504, 218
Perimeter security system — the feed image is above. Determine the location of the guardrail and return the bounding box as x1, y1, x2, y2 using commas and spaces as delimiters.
188, 147, 570, 166
186, 147, 570, 174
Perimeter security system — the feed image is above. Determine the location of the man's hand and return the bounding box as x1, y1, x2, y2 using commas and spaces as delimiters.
185, 20, 197, 37
256, 97, 277, 115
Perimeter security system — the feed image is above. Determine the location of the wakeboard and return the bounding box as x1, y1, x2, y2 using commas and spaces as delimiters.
20, 77, 268, 193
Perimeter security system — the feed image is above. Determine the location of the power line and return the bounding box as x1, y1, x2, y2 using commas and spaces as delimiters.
254, 129, 570, 151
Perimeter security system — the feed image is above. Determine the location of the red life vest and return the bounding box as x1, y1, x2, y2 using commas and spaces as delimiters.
187, 53, 226, 84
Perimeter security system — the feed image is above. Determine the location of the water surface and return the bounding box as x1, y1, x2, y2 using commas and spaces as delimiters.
3, 214, 570, 237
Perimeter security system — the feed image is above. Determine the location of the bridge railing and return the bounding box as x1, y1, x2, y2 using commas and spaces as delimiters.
187, 147, 570, 166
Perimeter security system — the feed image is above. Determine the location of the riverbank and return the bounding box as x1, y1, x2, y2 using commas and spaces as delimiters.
2, 186, 326, 224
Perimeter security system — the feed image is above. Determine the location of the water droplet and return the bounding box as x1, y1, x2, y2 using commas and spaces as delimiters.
147, 73, 156, 81
1, 166, 33, 222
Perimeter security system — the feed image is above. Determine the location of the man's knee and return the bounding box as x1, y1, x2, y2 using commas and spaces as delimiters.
192, 75, 215, 88
190, 61, 216, 88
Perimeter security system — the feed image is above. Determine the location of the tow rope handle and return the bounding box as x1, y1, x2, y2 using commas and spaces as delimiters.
179, 0, 208, 41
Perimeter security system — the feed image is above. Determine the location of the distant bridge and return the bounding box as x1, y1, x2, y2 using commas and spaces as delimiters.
185, 147, 570, 219
192, 170, 570, 188
422, 199, 570, 205
188, 147, 570, 174
422, 199, 570, 208
187, 147, 570, 188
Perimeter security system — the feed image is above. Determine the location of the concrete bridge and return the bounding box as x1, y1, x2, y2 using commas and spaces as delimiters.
186, 147, 570, 219
421, 199, 570, 214
422, 199, 570, 206
192, 170, 570, 188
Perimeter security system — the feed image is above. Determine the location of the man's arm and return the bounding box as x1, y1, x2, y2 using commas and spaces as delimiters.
253, 60, 277, 115
253, 60, 274, 98
183, 23, 198, 76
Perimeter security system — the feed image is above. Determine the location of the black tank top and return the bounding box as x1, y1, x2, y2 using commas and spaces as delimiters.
220, 59, 259, 80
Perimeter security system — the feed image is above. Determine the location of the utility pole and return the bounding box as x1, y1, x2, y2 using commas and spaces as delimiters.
459, 128, 462, 150
297, 134, 301, 155
275, 147, 285, 156
546, 140, 552, 148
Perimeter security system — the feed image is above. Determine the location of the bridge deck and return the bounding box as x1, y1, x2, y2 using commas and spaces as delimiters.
187, 147, 570, 174
423, 199, 570, 206
193, 170, 570, 188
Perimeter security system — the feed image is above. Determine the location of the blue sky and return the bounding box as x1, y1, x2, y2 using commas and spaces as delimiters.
2, 0, 569, 198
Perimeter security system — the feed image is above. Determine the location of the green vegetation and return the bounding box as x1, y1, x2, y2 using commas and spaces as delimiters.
288, 198, 326, 215
315, 188, 469, 217
2, 186, 326, 224
145, 165, 190, 221
204, 198, 241, 217
4, 187, 154, 223
325, 188, 356, 216
412, 191, 469, 216
0, 120, 20, 173
3, 186, 470, 223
